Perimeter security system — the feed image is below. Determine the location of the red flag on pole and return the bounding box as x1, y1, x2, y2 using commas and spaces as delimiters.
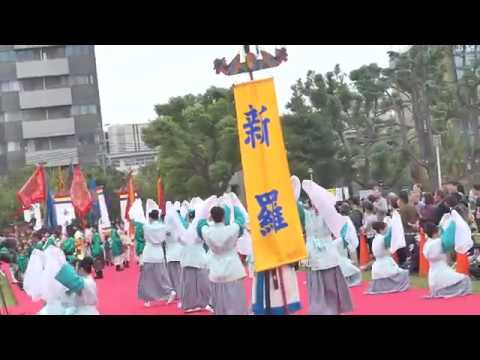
70, 165, 93, 226
17, 165, 47, 209
157, 177, 165, 215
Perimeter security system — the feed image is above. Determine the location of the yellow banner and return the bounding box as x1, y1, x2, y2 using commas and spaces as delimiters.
233, 78, 306, 272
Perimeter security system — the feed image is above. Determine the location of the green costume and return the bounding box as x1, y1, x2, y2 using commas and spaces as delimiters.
62, 236, 76, 264
91, 233, 104, 258
134, 222, 145, 257
111, 229, 124, 257
42, 236, 56, 250
17, 255, 28, 273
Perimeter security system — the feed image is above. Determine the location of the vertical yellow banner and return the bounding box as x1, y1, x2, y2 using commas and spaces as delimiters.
233, 78, 306, 272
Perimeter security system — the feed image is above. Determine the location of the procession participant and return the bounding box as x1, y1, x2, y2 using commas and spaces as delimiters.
37, 246, 76, 315
74, 229, 87, 268
366, 221, 409, 295
423, 222, 472, 298
90, 226, 105, 279
165, 203, 185, 300
62, 225, 76, 264
362, 201, 377, 254
301, 180, 353, 315
118, 225, 132, 269
334, 205, 361, 287
103, 229, 113, 266
134, 220, 145, 265
70, 257, 100, 315
110, 222, 125, 272
197, 196, 247, 315
167, 201, 212, 313
138, 209, 176, 308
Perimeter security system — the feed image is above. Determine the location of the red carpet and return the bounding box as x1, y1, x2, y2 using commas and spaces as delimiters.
3, 262, 480, 315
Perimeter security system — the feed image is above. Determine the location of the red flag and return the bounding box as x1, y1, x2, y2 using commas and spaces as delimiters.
157, 177, 165, 215
70, 165, 93, 223
17, 165, 47, 209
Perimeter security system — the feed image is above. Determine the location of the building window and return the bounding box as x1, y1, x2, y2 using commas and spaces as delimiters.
16, 49, 42, 62
21, 78, 44, 91
32, 136, 75, 151
0, 50, 16, 62
22, 108, 47, 121
70, 75, 95, 86
44, 75, 69, 89
44, 46, 66, 60
7, 142, 21, 152
4, 112, 22, 122
72, 104, 97, 116
47, 106, 71, 119
66, 45, 92, 57
0, 80, 20, 92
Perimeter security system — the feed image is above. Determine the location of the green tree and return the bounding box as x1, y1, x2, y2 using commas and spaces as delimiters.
143, 87, 240, 200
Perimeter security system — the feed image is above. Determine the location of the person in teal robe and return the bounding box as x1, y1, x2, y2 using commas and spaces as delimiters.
134, 222, 145, 264
62, 229, 76, 265
90, 228, 105, 279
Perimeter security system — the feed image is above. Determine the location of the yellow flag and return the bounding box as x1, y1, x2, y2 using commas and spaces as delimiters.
233, 78, 306, 272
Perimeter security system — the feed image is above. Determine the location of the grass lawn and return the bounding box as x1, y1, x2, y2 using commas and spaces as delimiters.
0, 273, 17, 308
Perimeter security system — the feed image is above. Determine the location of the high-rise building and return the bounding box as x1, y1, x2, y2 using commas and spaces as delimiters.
106, 123, 157, 173
0, 45, 104, 174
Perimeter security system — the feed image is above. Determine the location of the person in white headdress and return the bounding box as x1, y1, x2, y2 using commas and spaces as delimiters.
166, 198, 213, 313
137, 208, 176, 308
164, 201, 184, 302
301, 179, 353, 315
197, 195, 248, 315
422, 211, 472, 298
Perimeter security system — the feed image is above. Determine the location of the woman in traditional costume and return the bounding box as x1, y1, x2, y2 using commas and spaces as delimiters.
423, 211, 472, 298
366, 221, 409, 295
164, 201, 185, 301
301, 179, 353, 315
197, 196, 247, 315
70, 257, 100, 315
135, 206, 176, 308
333, 215, 361, 287
166, 199, 212, 313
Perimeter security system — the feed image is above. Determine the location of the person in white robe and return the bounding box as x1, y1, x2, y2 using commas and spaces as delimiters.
367, 220, 409, 295
70, 257, 99, 315
423, 213, 472, 298
302, 180, 353, 315
333, 216, 361, 287
166, 199, 213, 313
137, 209, 176, 307
198, 196, 247, 315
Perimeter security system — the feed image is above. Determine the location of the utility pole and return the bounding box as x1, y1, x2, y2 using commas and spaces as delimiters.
433, 135, 442, 190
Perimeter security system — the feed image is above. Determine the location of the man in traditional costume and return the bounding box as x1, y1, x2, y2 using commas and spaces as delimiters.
110, 223, 125, 272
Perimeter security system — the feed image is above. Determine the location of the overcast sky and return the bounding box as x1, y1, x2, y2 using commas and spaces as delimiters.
95, 45, 399, 127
